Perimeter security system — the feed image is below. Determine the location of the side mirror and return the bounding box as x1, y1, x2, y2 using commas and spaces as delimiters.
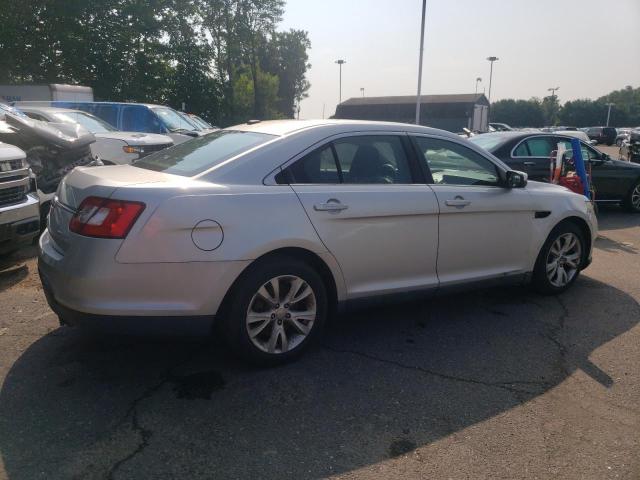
506, 170, 527, 188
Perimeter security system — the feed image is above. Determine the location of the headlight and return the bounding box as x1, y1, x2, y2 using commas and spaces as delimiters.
123, 145, 144, 154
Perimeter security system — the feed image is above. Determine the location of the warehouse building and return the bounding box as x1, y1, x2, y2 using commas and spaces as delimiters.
334, 93, 490, 133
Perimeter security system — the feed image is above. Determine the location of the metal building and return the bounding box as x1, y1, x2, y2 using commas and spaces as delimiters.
334, 93, 490, 133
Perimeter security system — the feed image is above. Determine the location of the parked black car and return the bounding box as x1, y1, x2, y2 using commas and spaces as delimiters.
620, 129, 640, 163
586, 126, 617, 146
470, 132, 640, 212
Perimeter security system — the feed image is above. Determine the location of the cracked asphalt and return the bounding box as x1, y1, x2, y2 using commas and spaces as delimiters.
0, 206, 638, 479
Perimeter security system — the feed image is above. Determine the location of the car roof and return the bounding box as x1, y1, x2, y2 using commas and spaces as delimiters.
227, 119, 464, 139
18, 106, 85, 115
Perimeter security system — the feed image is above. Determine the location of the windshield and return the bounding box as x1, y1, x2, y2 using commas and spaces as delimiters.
469, 133, 510, 152
152, 107, 198, 132
178, 112, 202, 131
133, 130, 275, 176
52, 111, 117, 133
190, 115, 213, 129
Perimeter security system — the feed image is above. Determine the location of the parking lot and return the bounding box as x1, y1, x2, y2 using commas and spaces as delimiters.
0, 204, 637, 480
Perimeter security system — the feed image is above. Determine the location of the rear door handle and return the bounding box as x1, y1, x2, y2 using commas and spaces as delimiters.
314, 199, 348, 212
523, 161, 536, 166
445, 199, 471, 207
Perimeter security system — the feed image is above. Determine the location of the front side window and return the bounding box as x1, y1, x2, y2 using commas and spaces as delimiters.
414, 137, 500, 186
134, 130, 275, 176
556, 139, 599, 162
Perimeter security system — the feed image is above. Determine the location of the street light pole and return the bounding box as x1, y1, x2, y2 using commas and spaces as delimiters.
548, 86, 560, 98
360, 87, 365, 97
486, 56, 499, 124
335, 59, 346, 104
605, 102, 615, 126
475, 77, 482, 95
415, 0, 427, 125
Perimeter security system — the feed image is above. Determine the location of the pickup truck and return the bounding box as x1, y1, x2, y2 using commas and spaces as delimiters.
0, 142, 40, 256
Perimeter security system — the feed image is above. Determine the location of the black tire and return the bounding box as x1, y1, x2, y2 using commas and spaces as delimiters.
220, 255, 328, 365
623, 180, 640, 213
532, 222, 586, 295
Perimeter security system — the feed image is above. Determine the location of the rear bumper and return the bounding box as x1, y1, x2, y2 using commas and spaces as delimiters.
38, 228, 249, 328
39, 269, 215, 336
0, 194, 40, 255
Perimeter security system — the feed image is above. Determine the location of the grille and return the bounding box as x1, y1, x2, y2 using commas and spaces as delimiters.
138, 143, 173, 158
0, 159, 24, 172
0, 186, 27, 207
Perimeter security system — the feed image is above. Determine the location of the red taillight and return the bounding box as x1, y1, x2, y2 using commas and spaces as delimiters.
69, 196, 145, 239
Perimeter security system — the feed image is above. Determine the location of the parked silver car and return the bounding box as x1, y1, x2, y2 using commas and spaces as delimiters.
39, 120, 597, 363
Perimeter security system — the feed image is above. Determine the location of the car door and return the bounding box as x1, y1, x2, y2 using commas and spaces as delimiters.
281, 133, 440, 298
510, 135, 555, 180
555, 137, 632, 200
411, 135, 535, 286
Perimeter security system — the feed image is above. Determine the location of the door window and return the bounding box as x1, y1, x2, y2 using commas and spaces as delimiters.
281, 136, 413, 185
413, 137, 500, 186
556, 139, 599, 162
513, 137, 554, 157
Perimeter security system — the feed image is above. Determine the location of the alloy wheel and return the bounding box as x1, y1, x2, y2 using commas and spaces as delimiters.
245, 275, 317, 354
546, 233, 582, 288
631, 184, 640, 210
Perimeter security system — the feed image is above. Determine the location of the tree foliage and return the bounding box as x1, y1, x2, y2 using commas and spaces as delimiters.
0, 0, 311, 126
492, 86, 640, 128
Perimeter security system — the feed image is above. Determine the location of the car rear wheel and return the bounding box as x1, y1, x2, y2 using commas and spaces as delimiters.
624, 181, 640, 213
532, 223, 585, 294
221, 256, 327, 364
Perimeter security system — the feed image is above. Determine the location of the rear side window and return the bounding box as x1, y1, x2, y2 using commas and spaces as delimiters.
281, 135, 413, 185
134, 130, 275, 176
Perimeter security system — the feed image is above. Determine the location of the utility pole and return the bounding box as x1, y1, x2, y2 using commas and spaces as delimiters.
548, 86, 560, 98
475, 77, 482, 95
322, 103, 325, 119
486, 56, 499, 123
605, 102, 615, 126
335, 59, 346, 104
415, 0, 427, 125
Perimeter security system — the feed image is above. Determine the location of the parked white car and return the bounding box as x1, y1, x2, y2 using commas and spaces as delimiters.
18, 106, 173, 164
39, 120, 597, 363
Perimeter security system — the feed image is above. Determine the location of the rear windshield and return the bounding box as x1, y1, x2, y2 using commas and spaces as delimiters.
133, 130, 275, 176
468, 133, 510, 152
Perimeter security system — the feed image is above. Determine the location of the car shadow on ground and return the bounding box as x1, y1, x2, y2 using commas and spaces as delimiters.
0, 277, 638, 479
0, 247, 37, 293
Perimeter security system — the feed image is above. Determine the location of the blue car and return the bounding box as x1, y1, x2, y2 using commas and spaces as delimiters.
50, 102, 201, 144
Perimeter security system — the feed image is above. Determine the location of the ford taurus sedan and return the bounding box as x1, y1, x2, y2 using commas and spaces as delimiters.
39, 120, 597, 363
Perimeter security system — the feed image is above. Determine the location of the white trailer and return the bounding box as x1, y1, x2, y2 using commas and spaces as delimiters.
0, 84, 93, 103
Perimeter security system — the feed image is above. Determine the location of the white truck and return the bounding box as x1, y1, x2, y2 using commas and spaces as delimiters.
0, 84, 93, 103
0, 142, 40, 256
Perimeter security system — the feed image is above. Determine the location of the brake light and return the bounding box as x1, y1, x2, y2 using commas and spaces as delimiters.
69, 196, 145, 239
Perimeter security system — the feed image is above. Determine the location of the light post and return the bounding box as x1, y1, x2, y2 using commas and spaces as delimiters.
360, 87, 365, 97
486, 56, 499, 124
475, 77, 482, 95
415, 0, 427, 125
335, 59, 346, 104
548, 86, 560, 98
605, 102, 615, 126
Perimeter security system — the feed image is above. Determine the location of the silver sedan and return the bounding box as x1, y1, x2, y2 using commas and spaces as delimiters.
39, 120, 597, 363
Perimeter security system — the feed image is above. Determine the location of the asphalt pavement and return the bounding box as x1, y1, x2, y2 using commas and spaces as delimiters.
0, 207, 638, 480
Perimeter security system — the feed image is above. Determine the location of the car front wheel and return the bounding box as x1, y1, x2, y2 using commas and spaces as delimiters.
532, 223, 586, 294
221, 256, 327, 364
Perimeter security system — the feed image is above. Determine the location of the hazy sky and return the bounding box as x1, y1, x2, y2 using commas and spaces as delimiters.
280, 0, 640, 119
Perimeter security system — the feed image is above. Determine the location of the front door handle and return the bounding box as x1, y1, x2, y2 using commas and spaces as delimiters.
523, 161, 536, 166
314, 199, 348, 212
445, 198, 471, 207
